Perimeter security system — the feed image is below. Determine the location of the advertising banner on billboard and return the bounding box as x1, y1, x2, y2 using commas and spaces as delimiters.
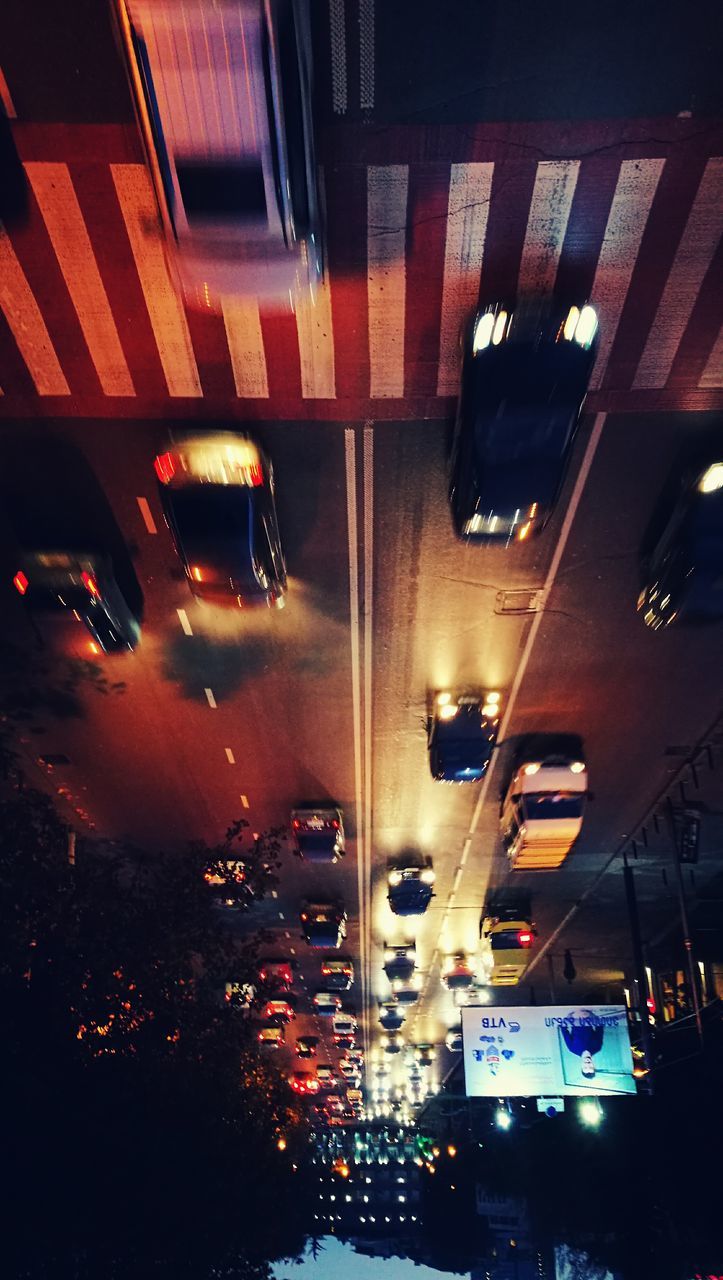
461, 1004, 636, 1097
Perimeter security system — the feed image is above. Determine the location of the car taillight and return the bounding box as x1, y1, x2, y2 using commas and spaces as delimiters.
154, 451, 176, 483
81, 571, 99, 599
13, 571, 29, 595
248, 462, 263, 487
292, 819, 300, 829
332, 819, 339, 829
517, 931, 533, 947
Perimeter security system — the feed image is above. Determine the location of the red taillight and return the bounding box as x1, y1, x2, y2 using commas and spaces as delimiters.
81, 572, 99, 599
154, 451, 176, 484
13, 571, 28, 595
517, 930, 533, 947
292, 819, 300, 829
332, 820, 340, 829
248, 462, 263, 487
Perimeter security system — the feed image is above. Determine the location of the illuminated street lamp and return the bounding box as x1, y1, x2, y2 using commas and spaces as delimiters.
495, 1107, 513, 1130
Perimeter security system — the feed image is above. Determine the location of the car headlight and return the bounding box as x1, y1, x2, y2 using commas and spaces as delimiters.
564, 303, 598, 348
472, 312, 495, 353
492, 310, 508, 345
523, 762, 541, 776
438, 702, 458, 721
384, 948, 397, 962
569, 761, 586, 774
698, 462, 723, 494
420, 868, 436, 885
388, 870, 402, 886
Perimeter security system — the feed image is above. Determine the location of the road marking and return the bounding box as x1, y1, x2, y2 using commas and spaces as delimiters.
204, 687, 217, 708
0, 66, 17, 117
368, 165, 408, 397
296, 272, 336, 398
284, 931, 290, 939
345, 426, 369, 1061
176, 608, 193, 636
328, 0, 347, 115
517, 159, 580, 298
240, 794, 249, 809
271, 890, 278, 899
290, 947, 296, 955
222, 297, 269, 397
589, 158, 665, 390
437, 162, 494, 396
278, 912, 285, 921
699, 324, 723, 387
363, 424, 374, 1008
359, 0, 375, 110
224, 747, 235, 764
136, 496, 157, 534
0, 226, 70, 395
111, 164, 202, 398
422, 413, 608, 1003
26, 163, 135, 396
634, 156, 723, 389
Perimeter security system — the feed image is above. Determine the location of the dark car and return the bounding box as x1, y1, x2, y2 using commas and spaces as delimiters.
387, 866, 435, 916
320, 958, 354, 990
291, 806, 345, 863
428, 690, 502, 782
300, 901, 347, 949
295, 1035, 318, 1059
154, 432, 287, 607
449, 302, 598, 544
204, 858, 255, 910
383, 943, 416, 983
13, 551, 140, 653
379, 999, 405, 1032
638, 462, 723, 629
258, 959, 294, 991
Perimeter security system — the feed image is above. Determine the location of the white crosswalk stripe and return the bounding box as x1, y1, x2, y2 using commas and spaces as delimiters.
589, 158, 666, 390
436, 161, 494, 396
699, 324, 723, 388
26, 162, 135, 397
518, 160, 580, 298
296, 276, 336, 399
222, 297, 269, 398
367, 164, 408, 398
634, 156, 723, 389
0, 223, 70, 395
111, 164, 202, 398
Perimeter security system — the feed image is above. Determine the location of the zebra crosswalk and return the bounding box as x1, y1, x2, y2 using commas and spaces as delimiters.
0, 122, 721, 415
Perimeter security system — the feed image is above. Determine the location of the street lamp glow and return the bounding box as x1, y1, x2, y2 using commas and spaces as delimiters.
495, 1108, 512, 1130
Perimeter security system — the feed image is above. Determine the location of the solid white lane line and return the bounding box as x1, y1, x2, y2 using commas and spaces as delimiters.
111, 164, 202, 398
224, 747, 235, 764
222, 297, 269, 398
0, 227, 70, 395
421, 413, 608, 1004
363, 424, 374, 1011
517, 159, 580, 298
437, 162, 494, 396
26, 163, 135, 396
699, 324, 723, 388
137, 496, 157, 534
345, 426, 369, 1061
240, 794, 250, 809
328, 0, 347, 115
0, 66, 17, 117
367, 165, 408, 398
204, 688, 217, 708
176, 608, 193, 636
634, 156, 723, 389
589, 158, 665, 390
295, 271, 336, 398
359, 0, 375, 110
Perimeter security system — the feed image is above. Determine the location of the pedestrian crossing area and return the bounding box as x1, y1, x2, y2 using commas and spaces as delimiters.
0, 129, 721, 414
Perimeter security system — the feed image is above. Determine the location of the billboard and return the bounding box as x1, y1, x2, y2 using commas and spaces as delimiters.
462, 1004, 636, 1097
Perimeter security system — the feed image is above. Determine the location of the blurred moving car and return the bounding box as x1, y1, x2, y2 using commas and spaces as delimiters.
289, 1071, 320, 1095
501, 754, 587, 871
116, 0, 323, 308
450, 302, 598, 543
291, 806, 345, 863
411, 1043, 436, 1068
315, 1064, 336, 1088
638, 461, 723, 628
339, 1059, 361, 1081
379, 999, 405, 1031
428, 690, 501, 782
445, 1027, 463, 1052
390, 973, 422, 1004
479, 910, 537, 985
312, 991, 342, 1015
258, 1024, 284, 1048
300, 901, 347, 949
154, 433, 286, 607
295, 1035, 318, 1059
380, 1032, 404, 1054
387, 866, 435, 916
258, 959, 294, 990
13, 551, 140, 653
442, 954, 476, 991
321, 957, 354, 990
383, 943, 417, 982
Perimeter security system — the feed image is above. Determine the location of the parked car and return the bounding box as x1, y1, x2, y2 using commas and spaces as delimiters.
449, 301, 598, 543
479, 911, 537, 985
313, 991, 342, 1015
501, 754, 587, 870
291, 806, 345, 863
387, 867, 435, 916
13, 550, 140, 653
300, 901, 347, 949
638, 460, 723, 628
154, 433, 287, 607
428, 690, 501, 782
320, 957, 354, 990
116, 0, 323, 308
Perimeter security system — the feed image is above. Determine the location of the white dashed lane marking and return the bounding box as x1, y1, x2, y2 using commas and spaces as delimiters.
204, 688, 217, 708
224, 747, 235, 764
136, 496, 158, 534
176, 608, 192, 635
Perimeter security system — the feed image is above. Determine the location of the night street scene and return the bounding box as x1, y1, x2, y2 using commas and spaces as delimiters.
2, 1, 723, 1278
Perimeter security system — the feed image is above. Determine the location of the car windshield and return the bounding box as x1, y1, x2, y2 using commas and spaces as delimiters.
491, 930, 527, 950
169, 486, 263, 591
297, 832, 336, 854
522, 792, 584, 820
176, 159, 268, 223
25, 583, 92, 612
476, 404, 573, 466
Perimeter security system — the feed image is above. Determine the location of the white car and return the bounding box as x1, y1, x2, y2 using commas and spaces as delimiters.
332, 1012, 357, 1039
117, 0, 323, 308
313, 991, 342, 1015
